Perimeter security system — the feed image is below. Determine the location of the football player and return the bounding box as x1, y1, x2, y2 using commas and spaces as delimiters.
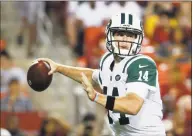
36, 12, 166, 136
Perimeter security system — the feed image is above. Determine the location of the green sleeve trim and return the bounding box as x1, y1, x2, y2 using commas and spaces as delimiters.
99, 73, 102, 85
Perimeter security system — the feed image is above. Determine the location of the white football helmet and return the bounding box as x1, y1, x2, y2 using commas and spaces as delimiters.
106, 12, 144, 57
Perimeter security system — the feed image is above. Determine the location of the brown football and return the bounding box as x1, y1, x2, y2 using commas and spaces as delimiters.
27, 60, 53, 92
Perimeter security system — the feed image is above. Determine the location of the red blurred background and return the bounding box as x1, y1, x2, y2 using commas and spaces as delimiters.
0, 1, 191, 136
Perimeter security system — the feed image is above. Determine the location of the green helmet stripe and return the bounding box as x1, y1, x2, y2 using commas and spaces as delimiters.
129, 14, 133, 25
121, 13, 125, 24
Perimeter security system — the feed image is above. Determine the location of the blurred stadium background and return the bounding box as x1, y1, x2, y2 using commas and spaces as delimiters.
0, 1, 191, 136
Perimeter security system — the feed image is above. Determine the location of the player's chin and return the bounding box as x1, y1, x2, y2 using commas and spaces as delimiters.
119, 43, 130, 49
120, 46, 129, 50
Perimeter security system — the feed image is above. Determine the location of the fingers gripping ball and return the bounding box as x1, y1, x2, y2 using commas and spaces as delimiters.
27, 60, 53, 92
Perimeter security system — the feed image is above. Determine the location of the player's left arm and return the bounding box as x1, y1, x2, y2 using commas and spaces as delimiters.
96, 92, 144, 115
81, 72, 143, 115
81, 57, 157, 115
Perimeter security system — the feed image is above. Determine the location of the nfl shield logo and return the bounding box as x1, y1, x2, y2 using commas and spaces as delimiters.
115, 75, 121, 81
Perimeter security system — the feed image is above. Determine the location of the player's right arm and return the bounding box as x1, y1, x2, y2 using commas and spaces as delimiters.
57, 63, 99, 87
35, 58, 100, 91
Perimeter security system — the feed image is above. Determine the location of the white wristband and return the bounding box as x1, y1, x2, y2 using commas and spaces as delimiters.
93, 92, 99, 102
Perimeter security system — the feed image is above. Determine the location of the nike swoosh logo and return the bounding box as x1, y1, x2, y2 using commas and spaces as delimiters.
139, 65, 148, 68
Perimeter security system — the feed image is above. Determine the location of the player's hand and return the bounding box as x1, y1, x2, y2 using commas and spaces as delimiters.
33, 58, 59, 75
81, 72, 97, 101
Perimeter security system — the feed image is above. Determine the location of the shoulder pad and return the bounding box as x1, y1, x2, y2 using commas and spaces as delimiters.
99, 52, 112, 70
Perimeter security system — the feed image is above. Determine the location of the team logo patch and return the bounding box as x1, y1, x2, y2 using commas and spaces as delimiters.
115, 75, 121, 81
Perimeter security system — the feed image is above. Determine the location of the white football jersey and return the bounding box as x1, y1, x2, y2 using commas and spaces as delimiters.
93, 52, 166, 136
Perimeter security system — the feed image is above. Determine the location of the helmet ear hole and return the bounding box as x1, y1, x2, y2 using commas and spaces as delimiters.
134, 34, 137, 38
111, 29, 118, 36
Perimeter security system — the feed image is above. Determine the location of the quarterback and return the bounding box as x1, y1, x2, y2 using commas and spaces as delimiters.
36, 12, 166, 136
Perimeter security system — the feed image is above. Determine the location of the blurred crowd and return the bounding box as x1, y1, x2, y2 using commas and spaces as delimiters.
0, 1, 191, 136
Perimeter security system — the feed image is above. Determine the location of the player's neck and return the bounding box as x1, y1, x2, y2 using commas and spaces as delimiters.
114, 54, 124, 63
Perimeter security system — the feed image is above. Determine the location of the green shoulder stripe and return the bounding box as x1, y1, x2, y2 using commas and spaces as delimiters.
122, 55, 142, 73
100, 52, 112, 70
